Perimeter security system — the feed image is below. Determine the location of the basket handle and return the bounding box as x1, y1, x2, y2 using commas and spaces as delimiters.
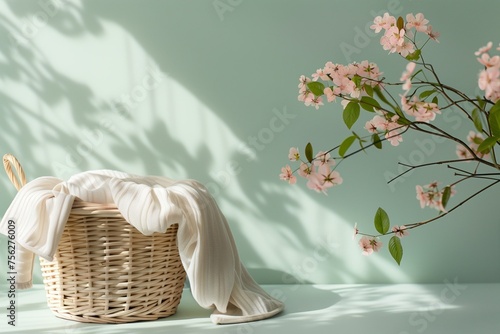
3, 154, 27, 191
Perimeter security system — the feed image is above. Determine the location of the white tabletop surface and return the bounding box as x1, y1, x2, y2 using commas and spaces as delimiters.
1, 283, 499, 334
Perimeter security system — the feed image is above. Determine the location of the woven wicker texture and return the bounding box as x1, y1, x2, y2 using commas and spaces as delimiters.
3, 154, 186, 323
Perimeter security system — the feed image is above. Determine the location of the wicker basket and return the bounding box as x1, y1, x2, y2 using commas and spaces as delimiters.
3, 154, 186, 323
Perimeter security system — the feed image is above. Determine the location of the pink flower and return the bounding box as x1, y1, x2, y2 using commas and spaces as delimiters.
328, 64, 348, 84
401, 95, 440, 122
298, 90, 311, 102
478, 67, 500, 101
405, 13, 429, 32
280, 165, 296, 185
477, 53, 500, 68
340, 98, 351, 110
468, 131, 485, 147
288, 147, 300, 161
306, 174, 326, 194
392, 225, 409, 238
381, 26, 406, 53
314, 151, 335, 167
359, 236, 374, 255
456, 144, 473, 160
457, 131, 491, 160
396, 40, 415, 57
304, 94, 324, 110
352, 223, 359, 240
417, 102, 441, 122
323, 61, 337, 75
475, 41, 493, 56
318, 166, 343, 187
401, 94, 416, 114
324, 86, 338, 102
298, 75, 311, 92
357, 60, 383, 82
400, 62, 416, 82
336, 76, 356, 96
426, 181, 439, 189
415, 182, 456, 212
426, 25, 440, 42
306, 165, 342, 194
298, 162, 314, 178
364, 120, 378, 134
371, 114, 389, 130
385, 123, 404, 146
401, 62, 416, 93
402, 78, 412, 92
366, 111, 406, 146
312, 68, 330, 82
370, 13, 396, 33
416, 185, 427, 208
370, 237, 383, 252
359, 236, 382, 255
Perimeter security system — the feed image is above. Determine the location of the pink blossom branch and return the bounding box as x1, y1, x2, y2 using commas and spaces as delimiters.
408, 121, 497, 168
358, 178, 500, 238
403, 178, 500, 230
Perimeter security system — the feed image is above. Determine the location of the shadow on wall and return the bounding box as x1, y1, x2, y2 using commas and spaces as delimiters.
0, 0, 132, 283
76, 0, 410, 283
0, 0, 416, 286
3, 0, 494, 287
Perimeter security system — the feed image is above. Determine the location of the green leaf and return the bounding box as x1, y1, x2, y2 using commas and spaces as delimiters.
352, 131, 367, 151
343, 101, 361, 129
410, 69, 423, 80
305, 142, 313, 163
352, 75, 362, 89
397, 117, 412, 126
352, 131, 367, 146
477, 136, 498, 154
394, 106, 406, 120
373, 85, 391, 106
372, 133, 382, 149
405, 49, 421, 61
364, 84, 374, 97
471, 108, 483, 133
477, 96, 486, 110
307, 81, 325, 97
389, 236, 403, 265
339, 135, 357, 157
432, 95, 439, 105
419, 89, 436, 100
441, 186, 452, 209
489, 105, 500, 138
374, 207, 390, 235
490, 99, 500, 113
472, 136, 483, 145
360, 96, 381, 112
396, 16, 404, 30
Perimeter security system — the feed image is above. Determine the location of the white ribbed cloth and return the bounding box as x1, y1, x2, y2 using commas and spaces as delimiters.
0, 170, 284, 324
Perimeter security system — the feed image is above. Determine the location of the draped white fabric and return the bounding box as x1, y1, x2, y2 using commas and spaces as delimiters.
0, 170, 284, 324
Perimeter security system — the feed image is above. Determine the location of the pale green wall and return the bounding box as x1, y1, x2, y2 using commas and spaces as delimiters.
0, 0, 499, 285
